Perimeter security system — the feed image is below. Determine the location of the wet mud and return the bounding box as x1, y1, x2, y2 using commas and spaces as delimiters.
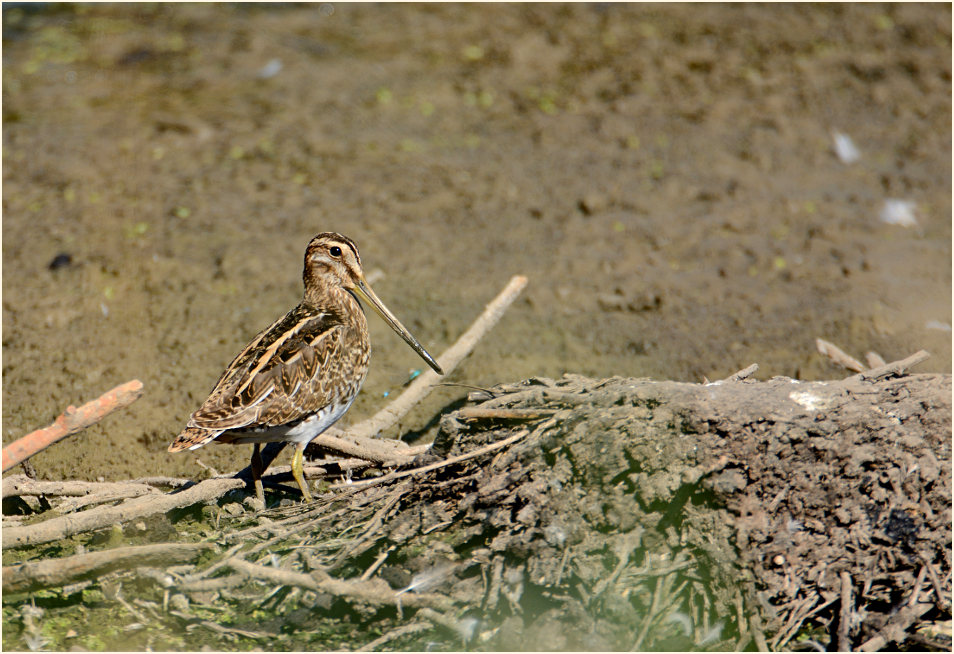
2, 3, 950, 484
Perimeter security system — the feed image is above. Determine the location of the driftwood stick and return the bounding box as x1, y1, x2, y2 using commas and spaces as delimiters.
858, 350, 931, 382
54, 486, 161, 513
1, 380, 144, 472
342, 274, 528, 442
2, 478, 244, 549
2, 476, 158, 499
2, 542, 214, 594
816, 339, 866, 372
306, 431, 416, 465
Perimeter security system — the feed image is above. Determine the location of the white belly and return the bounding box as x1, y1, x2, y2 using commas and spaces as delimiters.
224, 395, 357, 446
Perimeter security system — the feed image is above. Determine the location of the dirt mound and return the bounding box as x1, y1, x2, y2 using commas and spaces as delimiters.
3, 365, 949, 650
385, 369, 951, 650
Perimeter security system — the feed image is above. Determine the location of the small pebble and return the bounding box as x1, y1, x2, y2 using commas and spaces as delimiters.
257, 58, 283, 79
831, 131, 860, 164
578, 192, 609, 215
222, 502, 244, 517
243, 496, 265, 512
880, 199, 917, 227
48, 253, 72, 270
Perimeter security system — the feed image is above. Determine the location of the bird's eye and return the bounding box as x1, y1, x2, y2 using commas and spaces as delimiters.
329, 246, 342, 257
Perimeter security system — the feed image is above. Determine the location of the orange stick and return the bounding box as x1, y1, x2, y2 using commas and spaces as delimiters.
2, 380, 144, 473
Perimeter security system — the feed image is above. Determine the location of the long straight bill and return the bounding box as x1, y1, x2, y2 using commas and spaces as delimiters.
353, 278, 444, 375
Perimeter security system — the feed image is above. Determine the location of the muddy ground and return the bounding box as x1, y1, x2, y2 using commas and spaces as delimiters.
2, 369, 949, 651
2, 5, 951, 487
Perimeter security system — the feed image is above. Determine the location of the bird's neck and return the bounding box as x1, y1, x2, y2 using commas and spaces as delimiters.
302, 285, 366, 327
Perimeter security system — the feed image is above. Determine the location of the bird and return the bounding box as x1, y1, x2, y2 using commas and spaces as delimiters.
168, 232, 443, 503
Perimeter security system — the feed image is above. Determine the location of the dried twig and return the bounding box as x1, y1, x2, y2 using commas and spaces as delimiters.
330, 429, 530, 491
331, 482, 411, 566
865, 351, 887, 369
918, 553, 951, 611
225, 557, 452, 610
339, 274, 528, 442
54, 486, 160, 513
858, 350, 931, 382
632, 574, 666, 650
718, 363, 759, 383
748, 611, 769, 652
2, 380, 144, 472
2, 476, 159, 499
858, 601, 934, 652
305, 432, 419, 466
176, 574, 246, 593
2, 478, 244, 549
816, 339, 866, 372
357, 621, 431, 651
456, 407, 557, 421
171, 610, 274, 640
359, 545, 396, 582
907, 566, 928, 608
839, 571, 853, 652
2, 542, 213, 594
288, 274, 527, 469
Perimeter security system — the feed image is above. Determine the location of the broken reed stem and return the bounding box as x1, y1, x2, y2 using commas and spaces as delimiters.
342, 274, 528, 442
1, 379, 144, 473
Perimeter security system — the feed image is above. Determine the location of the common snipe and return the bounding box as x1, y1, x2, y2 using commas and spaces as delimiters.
168, 233, 443, 502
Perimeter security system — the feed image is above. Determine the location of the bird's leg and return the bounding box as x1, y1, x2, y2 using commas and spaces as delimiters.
291, 443, 313, 502
250, 443, 265, 504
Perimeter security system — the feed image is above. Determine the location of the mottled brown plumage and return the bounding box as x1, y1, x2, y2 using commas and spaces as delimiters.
169, 233, 442, 502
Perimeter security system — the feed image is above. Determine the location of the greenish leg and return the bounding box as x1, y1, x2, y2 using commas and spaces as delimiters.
291, 444, 313, 502
251, 443, 265, 504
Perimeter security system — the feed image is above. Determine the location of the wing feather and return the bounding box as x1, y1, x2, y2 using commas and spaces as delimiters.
187, 305, 345, 430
